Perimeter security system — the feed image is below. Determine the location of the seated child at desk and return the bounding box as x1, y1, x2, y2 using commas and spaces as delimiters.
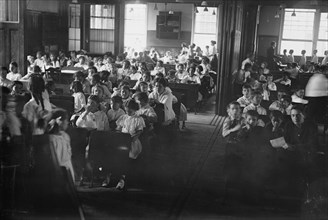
181, 66, 201, 84
121, 85, 132, 107
71, 81, 86, 113
134, 92, 158, 127
107, 95, 125, 130
166, 70, 179, 83
72, 71, 91, 94
236, 84, 252, 107
243, 91, 267, 126
76, 95, 109, 131
175, 64, 188, 82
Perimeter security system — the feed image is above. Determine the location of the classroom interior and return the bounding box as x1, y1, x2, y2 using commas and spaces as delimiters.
1, 0, 328, 219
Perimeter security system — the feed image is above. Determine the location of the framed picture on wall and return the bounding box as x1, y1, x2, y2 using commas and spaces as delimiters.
0, 0, 19, 23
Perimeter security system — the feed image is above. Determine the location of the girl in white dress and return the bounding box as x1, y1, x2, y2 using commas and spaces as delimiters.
116, 99, 145, 159
47, 109, 75, 182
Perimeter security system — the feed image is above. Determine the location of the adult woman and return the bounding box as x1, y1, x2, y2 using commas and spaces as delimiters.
149, 77, 175, 125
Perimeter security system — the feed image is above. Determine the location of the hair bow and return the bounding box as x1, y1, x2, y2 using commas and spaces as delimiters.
48, 116, 62, 127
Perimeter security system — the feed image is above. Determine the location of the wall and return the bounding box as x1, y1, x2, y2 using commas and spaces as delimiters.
146, 3, 193, 50
257, 6, 281, 57
26, 0, 59, 13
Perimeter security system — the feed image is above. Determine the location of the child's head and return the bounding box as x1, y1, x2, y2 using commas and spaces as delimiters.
177, 64, 184, 72
313, 49, 317, 55
281, 95, 292, 108
134, 92, 149, 108
289, 49, 294, 55
141, 71, 150, 82
74, 71, 85, 82
277, 90, 287, 101
244, 63, 252, 71
226, 101, 241, 119
70, 51, 76, 57
50, 53, 56, 61
97, 57, 103, 65
101, 70, 110, 82
290, 105, 305, 126
78, 56, 85, 64
91, 85, 104, 98
123, 60, 131, 69
157, 60, 164, 67
188, 66, 196, 76
1, 66, 8, 78
36, 51, 42, 59
251, 91, 263, 105
88, 67, 97, 78
301, 50, 306, 55
269, 110, 283, 127
125, 99, 139, 116
71, 80, 83, 93
245, 110, 259, 128
9, 62, 18, 73
12, 81, 23, 94
283, 49, 287, 54
168, 69, 176, 77
260, 62, 267, 69
266, 74, 273, 83
121, 85, 130, 99
294, 87, 305, 98
111, 95, 123, 111
67, 60, 73, 66
91, 74, 101, 86
47, 109, 69, 134
138, 81, 148, 93
154, 77, 167, 94
196, 65, 203, 74
87, 95, 100, 113
242, 84, 252, 98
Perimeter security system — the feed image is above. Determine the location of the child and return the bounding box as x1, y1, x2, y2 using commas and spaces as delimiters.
152, 60, 165, 76
73, 71, 91, 94
91, 85, 109, 112
86, 67, 97, 82
76, 95, 109, 131
265, 110, 284, 139
134, 92, 158, 127
261, 82, 270, 101
74, 56, 89, 70
112, 81, 130, 97
243, 91, 267, 116
0, 67, 14, 89
116, 99, 146, 159
71, 81, 86, 113
47, 109, 75, 182
287, 49, 294, 63
100, 70, 113, 92
311, 50, 318, 63
166, 69, 179, 83
121, 85, 132, 107
266, 74, 277, 91
175, 64, 188, 82
299, 50, 307, 69
94, 57, 103, 72
117, 60, 131, 80
236, 84, 252, 107
274, 72, 291, 87
133, 81, 149, 96
181, 66, 201, 84
11, 81, 25, 96
259, 62, 270, 75
90, 74, 111, 101
222, 102, 243, 141
7, 62, 22, 81
107, 96, 125, 130
269, 95, 292, 115
291, 87, 308, 104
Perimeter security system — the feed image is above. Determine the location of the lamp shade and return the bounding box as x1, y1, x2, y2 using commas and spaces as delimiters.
204, 7, 208, 12
201, 1, 208, 7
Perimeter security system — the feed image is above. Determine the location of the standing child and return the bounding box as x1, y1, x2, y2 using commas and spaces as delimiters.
107, 96, 125, 130
47, 109, 75, 182
116, 99, 146, 159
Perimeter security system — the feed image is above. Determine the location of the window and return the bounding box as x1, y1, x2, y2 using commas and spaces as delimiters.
317, 12, 328, 56
0, 0, 19, 23
68, 4, 81, 51
280, 9, 328, 56
124, 4, 147, 52
193, 7, 218, 50
89, 4, 115, 54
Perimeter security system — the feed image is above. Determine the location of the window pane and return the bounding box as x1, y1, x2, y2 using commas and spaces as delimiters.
89, 42, 114, 54
282, 9, 315, 40
69, 28, 80, 40
316, 41, 328, 57
319, 13, 328, 40
193, 34, 216, 51
90, 29, 114, 42
280, 40, 312, 55
124, 4, 147, 51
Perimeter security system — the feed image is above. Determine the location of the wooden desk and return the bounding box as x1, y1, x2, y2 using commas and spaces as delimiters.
168, 83, 199, 111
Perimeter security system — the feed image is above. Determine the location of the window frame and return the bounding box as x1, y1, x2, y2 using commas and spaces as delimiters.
123, 3, 148, 51
279, 8, 328, 56
68, 3, 81, 51
0, 0, 20, 24
192, 5, 218, 50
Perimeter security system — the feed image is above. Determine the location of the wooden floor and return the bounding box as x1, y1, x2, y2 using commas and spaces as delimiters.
75, 99, 323, 220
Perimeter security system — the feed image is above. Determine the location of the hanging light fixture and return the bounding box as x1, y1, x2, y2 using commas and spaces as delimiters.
291, 9, 296, 16
274, 11, 280, 18
212, 9, 216, 15
169, 3, 174, 14
72, 0, 78, 3
204, 7, 208, 12
194, 4, 199, 13
201, 1, 208, 7
154, 3, 158, 11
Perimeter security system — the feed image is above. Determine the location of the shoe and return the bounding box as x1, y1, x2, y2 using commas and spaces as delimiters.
116, 175, 126, 191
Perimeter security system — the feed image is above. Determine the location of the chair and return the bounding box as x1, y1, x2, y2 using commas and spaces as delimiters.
87, 131, 132, 187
